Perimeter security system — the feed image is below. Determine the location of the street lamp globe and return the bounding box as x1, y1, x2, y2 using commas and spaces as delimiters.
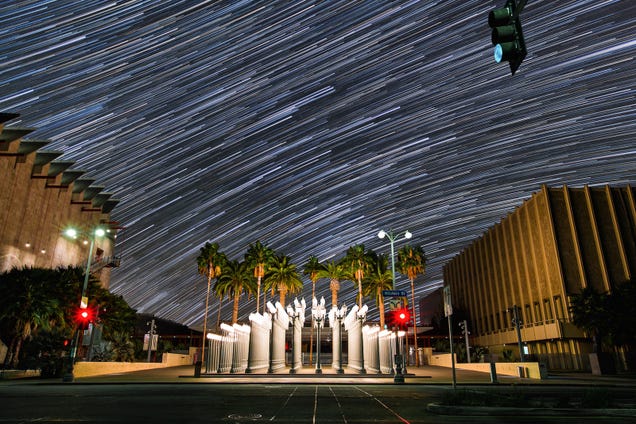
65, 228, 78, 239
405, 230, 412, 239
377, 230, 386, 239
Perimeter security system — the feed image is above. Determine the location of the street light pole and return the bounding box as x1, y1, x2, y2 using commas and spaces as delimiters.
312, 297, 326, 374
378, 229, 412, 377
377, 229, 412, 290
63, 226, 105, 382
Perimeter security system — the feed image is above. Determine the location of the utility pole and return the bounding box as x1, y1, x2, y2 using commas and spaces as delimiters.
511, 305, 525, 361
460, 320, 471, 363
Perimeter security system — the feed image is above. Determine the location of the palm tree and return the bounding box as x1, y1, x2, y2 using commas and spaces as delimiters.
212, 278, 230, 329
303, 255, 324, 366
344, 244, 371, 308
317, 260, 347, 307
245, 241, 274, 314
0, 267, 63, 368
364, 253, 393, 328
569, 286, 611, 354
265, 255, 303, 308
196, 242, 226, 361
397, 244, 426, 365
217, 260, 255, 324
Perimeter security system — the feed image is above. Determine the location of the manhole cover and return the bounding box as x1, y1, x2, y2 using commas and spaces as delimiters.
227, 413, 263, 421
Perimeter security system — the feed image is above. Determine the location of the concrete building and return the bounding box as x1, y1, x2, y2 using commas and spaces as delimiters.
443, 184, 635, 371
0, 112, 120, 287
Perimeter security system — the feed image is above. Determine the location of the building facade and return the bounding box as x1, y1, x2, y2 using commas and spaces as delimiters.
0, 112, 120, 288
443, 184, 635, 370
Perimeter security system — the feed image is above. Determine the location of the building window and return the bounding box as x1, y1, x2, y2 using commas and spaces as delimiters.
554, 295, 565, 320
544, 299, 554, 323
534, 302, 543, 325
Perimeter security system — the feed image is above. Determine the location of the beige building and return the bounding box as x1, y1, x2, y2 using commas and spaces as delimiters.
443, 184, 635, 370
0, 112, 120, 288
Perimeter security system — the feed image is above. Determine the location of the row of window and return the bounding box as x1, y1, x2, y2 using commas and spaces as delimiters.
475, 295, 566, 334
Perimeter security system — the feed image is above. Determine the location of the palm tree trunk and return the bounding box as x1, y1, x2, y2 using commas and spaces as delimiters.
216, 296, 223, 329
377, 288, 385, 328
232, 291, 240, 324
256, 276, 261, 313
411, 278, 419, 366
357, 277, 363, 308
201, 275, 212, 362
309, 281, 316, 366
279, 288, 287, 309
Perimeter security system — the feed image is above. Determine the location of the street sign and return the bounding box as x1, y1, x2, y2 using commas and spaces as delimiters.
443, 285, 453, 317
382, 290, 407, 297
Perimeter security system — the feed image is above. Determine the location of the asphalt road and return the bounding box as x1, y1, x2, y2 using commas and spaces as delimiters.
1, 366, 635, 423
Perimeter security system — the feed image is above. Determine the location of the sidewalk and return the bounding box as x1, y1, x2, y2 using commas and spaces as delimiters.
69, 363, 636, 387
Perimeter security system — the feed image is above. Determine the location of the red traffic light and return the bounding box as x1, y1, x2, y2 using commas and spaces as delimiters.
75, 307, 94, 329
387, 307, 411, 329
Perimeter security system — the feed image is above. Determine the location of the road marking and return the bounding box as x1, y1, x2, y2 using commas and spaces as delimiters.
328, 386, 348, 423
354, 387, 411, 424
268, 386, 298, 421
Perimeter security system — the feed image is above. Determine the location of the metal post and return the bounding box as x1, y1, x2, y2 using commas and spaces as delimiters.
448, 314, 456, 389
463, 320, 471, 363
147, 318, 155, 363
513, 305, 525, 361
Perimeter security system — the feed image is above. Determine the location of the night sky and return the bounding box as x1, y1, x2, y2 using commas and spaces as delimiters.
1, 1, 634, 328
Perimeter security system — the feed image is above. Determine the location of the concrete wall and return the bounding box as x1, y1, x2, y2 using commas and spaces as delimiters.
73, 353, 193, 377
427, 352, 544, 379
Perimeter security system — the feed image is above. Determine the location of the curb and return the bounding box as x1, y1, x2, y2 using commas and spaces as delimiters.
426, 403, 636, 417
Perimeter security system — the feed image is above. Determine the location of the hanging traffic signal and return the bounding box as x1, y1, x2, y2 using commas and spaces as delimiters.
75, 307, 94, 330
488, 0, 527, 75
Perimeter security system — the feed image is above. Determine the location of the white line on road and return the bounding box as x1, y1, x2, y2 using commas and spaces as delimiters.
354, 387, 411, 424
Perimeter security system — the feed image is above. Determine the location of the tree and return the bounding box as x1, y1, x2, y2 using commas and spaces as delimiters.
344, 244, 371, 308
317, 260, 347, 308
398, 244, 426, 365
245, 241, 275, 314
217, 260, 255, 324
265, 255, 303, 308
196, 242, 226, 360
569, 286, 611, 353
364, 253, 393, 328
0, 267, 64, 368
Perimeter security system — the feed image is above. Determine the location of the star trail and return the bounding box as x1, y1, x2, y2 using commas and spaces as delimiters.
1, 1, 634, 328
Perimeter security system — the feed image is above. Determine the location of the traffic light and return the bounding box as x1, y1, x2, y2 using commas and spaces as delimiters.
75, 307, 94, 330
387, 307, 411, 330
488, 0, 527, 75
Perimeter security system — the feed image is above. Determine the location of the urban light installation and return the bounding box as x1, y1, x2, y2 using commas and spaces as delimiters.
63, 226, 106, 382
329, 303, 348, 374
286, 298, 306, 374
312, 296, 326, 374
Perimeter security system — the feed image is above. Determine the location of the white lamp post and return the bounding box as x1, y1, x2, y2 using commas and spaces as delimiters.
286, 298, 306, 374
330, 304, 348, 374
312, 297, 326, 374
